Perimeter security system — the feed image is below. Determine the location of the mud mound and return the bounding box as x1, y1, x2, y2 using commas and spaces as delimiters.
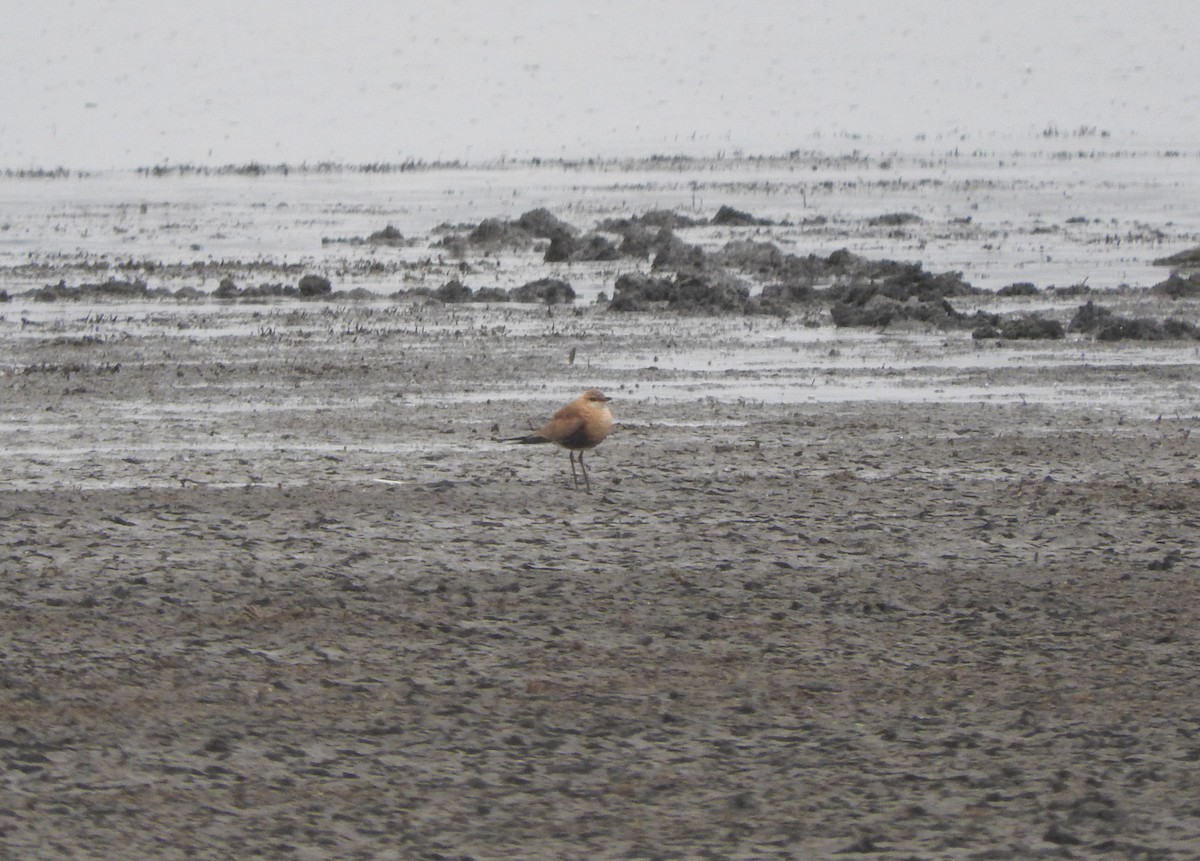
613, 224, 671, 259
1152, 272, 1200, 298
716, 241, 856, 287
830, 296, 983, 330
472, 286, 512, 303
515, 207, 576, 241
544, 233, 621, 263
608, 271, 750, 313
323, 225, 408, 247
28, 278, 163, 301
591, 212, 707, 261
826, 261, 978, 305
439, 208, 578, 254
466, 218, 534, 248
433, 279, 473, 303
1153, 245, 1200, 269
366, 225, 406, 246
823, 257, 982, 330
997, 282, 1040, 297
867, 212, 923, 227
651, 232, 709, 271
596, 209, 704, 232
509, 277, 575, 304
972, 314, 1064, 340
1069, 301, 1200, 340
711, 205, 773, 226
758, 280, 816, 305
298, 274, 333, 297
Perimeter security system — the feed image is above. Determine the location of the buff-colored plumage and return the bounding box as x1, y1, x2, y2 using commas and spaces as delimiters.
508, 389, 613, 491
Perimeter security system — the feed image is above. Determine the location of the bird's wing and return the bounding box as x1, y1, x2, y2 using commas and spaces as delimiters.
538, 409, 587, 444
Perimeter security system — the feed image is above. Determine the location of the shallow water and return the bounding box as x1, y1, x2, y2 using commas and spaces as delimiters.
4, 147, 1200, 301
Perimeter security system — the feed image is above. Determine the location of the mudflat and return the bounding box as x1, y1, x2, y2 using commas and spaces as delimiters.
2, 301, 1198, 859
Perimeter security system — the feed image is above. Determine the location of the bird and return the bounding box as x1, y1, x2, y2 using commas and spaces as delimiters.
506, 389, 613, 491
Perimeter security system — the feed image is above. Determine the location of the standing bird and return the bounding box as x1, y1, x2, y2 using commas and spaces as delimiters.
507, 389, 613, 491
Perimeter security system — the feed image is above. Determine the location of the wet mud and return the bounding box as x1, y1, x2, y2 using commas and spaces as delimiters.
2, 300, 1199, 859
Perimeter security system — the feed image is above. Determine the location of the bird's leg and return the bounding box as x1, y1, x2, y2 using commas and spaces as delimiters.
569, 451, 581, 489
579, 451, 591, 493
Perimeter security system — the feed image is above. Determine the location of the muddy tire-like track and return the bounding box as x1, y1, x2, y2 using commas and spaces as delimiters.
2, 306, 1199, 859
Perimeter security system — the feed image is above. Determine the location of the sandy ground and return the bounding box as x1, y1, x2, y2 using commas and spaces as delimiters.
1, 300, 1198, 860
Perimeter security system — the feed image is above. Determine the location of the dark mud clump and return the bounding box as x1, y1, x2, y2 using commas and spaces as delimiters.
405, 279, 563, 305
438, 208, 579, 256
868, 212, 923, 227
617, 239, 987, 323
214, 279, 304, 300
544, 232, 621, 263
759, 280, 815, 305
611, 225, 674, 259
824, 256, 979, 305
716, 240, 817, 282
433, 279, 474, 303
1152, 272, 1200, 299
515, 207, 576, 241
28, 278, 171, 301
710, 205, 774, 227
1069, 301, 1200, 341
1153, 245, 1200, 270
298, 274, 333, 297
824, 255, 984, 330
596, 211, 707, 260
366, 225, 406, 246
322, 225, 407, 247
596, 209, 705, 232
509, 277, 575, 304
831, 296, 989, 330
972, 314, 1064, 340
608, 271, 750, 313
997, 281, 1040, 297
651, 232, 710, 271
471, 286, 511, 302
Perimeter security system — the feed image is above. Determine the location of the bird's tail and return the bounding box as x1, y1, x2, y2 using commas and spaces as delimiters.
503, 434, 551, 445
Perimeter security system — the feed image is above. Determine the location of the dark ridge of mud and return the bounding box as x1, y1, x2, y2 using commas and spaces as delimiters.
997, 281, 1040, 297
866, 211, 923, 227
609, 271, 751, 313
972, 314, 1065, 340
437, 208, 579, 256
1069, 300, 1200, 340
298, 274, 332, 297
322, 224, 409, 247
710, 204, 774, 226
650, 231, 710, 271
612, 224, 672, 259
1152, 272, 1200, 298
544, 232, 621, 263
7, 204, 1195, 335
26, 278, 163, 301
2, 256, 408, 287
210, 274, 331, 300
596, 209, 705, 232
830, 296, 996, 331
397, 277, 572, 305
507, 277, 576, 304
1153, 245, 1200, 269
